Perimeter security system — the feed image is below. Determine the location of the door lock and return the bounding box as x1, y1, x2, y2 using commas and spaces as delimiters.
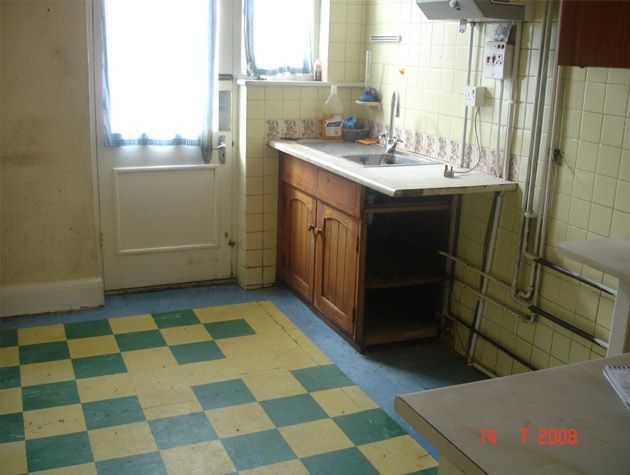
212, 135, 227, 164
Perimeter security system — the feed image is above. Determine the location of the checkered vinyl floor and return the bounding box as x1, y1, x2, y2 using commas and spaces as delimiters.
0, 301, 438, 474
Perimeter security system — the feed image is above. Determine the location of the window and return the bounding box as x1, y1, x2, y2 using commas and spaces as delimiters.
243, 0, 315, 79
101, 0, 215, 146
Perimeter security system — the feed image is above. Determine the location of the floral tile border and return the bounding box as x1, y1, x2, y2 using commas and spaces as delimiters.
265, 119, 320, 141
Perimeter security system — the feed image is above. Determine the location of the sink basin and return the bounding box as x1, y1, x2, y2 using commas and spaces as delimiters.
342, 152, 436, 167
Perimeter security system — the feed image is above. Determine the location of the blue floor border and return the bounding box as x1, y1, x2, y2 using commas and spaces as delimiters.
0, 283, 486, 460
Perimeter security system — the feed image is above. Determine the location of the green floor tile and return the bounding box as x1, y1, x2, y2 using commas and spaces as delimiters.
260, 393, 327, 427
333, 409, 406, 445
170, 341, 224, 365
301, 447, 379, 475
204, 319, 255, 339
149, 412, 216, 449
221, 429, 295, 471
65, 319, 113, 339
22, 380, 80, 411
96, 451, 167, 475
0, 412, 24, 443
192, 379, 255, 410
291, 364, 354, 392
0, 366, 20, 389
72, 353, 127, 379
115, 330, 166, 352
19, 341, 70, 364
0, 330, 17, 348
82, 395, 145, 430
152, 309, 199, 328
26, 432, 93, 472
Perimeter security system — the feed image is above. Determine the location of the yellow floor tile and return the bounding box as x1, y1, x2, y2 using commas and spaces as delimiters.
205, 402, 275, 438
177, 359, 237, 386
239, 460, 308, 475
122, 347, 177, 372
0, 347, 19, 367
242, 370, 306, 401
0, 441, 27, 475
271, 347, 318, 371
311, 385, 378, 418
76, 373, 136, 403
193, 302, 264, 323
160, 324, 212, 346
68, 335, 119, 359
88, 421, 157, 461
215, 339, 282, 374
359, 435, 438, 475
109, 314, 157, 334
0, 388, 22, 415
23, 404, 86, 439
143, 400, 202, 420
161, 440, 236, 475
131, 368, 195, 409
34, 463, 97, 475
18, 324, 66, 345
134, 383, 195, 410
279, 419, 353, 458
20, 359, 74, 387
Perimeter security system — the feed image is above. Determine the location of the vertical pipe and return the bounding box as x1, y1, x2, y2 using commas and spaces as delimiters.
460, 22, 476, 167
502, 21, 523, 180
495, 80, 505, 177
467, 192, 504, 364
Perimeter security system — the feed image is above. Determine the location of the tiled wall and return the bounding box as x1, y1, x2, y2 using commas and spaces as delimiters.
363, 0, 630, 374
236, 85, 364, 289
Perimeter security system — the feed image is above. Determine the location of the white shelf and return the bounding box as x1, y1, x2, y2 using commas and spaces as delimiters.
355, 100, 381, 108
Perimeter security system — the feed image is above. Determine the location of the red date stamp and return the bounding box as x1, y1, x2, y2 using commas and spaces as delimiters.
480, 427, 578, 445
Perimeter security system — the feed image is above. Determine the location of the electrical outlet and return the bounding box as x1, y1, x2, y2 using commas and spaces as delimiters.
464, 86, 485, 107
483, 41, 514, 79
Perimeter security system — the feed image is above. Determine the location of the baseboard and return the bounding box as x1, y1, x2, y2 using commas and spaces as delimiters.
0, 278, 104, 318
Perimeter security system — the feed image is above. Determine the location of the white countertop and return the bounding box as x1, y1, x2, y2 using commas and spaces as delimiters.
269, 139, 518, 198
395, 353, 630, 475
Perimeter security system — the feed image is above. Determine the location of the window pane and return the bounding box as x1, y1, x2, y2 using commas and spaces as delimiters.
103, 0, 209, 143
247, 0, 313, 76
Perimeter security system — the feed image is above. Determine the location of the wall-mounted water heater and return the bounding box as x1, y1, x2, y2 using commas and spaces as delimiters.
415, 0, 531, 22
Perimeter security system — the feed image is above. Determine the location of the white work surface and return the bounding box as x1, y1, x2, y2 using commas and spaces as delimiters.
269, 139, 517, 198
557, 238, 630, 356
395, 353, 630, 475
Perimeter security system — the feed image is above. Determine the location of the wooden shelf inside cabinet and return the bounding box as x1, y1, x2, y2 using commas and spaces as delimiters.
364, 247, 447, 289
363, 307, 439, 346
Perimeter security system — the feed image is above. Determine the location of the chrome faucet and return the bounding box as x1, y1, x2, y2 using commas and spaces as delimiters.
381, 91, 402, 154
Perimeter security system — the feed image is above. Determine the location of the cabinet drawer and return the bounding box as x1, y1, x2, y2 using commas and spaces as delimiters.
280, 154, 317, 195
317, 168, 362, 218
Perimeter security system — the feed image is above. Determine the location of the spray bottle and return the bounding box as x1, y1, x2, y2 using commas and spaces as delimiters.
321, 85, 343, 140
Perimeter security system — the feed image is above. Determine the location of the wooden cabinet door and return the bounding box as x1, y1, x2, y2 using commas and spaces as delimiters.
313, 202, 359, 334
280, 186, 316, 301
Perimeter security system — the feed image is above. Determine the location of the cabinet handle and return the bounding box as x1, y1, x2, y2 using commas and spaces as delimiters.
313, 227, 323, 236
307, 224, 315, 231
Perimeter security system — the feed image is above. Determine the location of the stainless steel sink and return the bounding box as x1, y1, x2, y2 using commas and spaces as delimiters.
342, 152, 437, 167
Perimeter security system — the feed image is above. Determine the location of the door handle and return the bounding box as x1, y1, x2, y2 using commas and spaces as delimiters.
307, 224, 315, 231
212, 135, 226, 164
313, 227, 322, 236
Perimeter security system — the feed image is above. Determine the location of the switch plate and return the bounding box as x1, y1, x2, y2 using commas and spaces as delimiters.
483, 41, 514, 79
464, 86, 485, 107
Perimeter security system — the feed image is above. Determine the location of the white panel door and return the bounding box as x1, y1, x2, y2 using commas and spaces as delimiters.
92, 1, 234, 290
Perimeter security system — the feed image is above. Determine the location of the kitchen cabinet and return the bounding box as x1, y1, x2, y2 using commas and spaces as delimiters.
558, 0, 630, 68
278, 153, 451, 350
